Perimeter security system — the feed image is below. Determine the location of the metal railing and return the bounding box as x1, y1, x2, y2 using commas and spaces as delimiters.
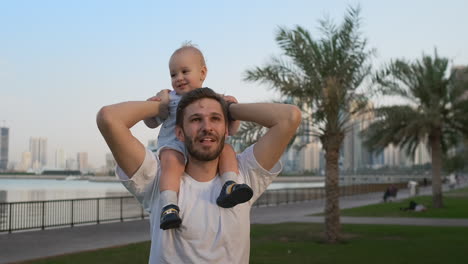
0, 183, 405, 233
0, 196, 147, 233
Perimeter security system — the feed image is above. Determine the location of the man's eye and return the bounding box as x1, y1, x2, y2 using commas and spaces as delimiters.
191, 118, 201, 122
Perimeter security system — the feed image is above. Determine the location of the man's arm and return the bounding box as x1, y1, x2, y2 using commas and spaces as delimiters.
96, 98, 167, 178
229, 103, 301, 170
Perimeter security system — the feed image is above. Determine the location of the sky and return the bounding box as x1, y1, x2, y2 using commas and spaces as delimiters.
1, 0, 468, 169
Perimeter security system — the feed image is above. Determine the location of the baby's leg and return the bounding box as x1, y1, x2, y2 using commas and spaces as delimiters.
159, 149, 185, 230
217, 143, 253, 208
160, 149, 185, 195
218, 143, 239, 182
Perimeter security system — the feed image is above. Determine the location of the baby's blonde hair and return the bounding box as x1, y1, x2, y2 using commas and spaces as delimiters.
171, 41, 206, 67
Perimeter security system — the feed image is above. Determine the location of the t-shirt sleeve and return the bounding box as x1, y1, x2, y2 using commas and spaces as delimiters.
115, 149, 159, 213
237, 144, 282, 204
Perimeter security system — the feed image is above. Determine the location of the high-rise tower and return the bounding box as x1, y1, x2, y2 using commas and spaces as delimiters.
0, 127, 9, 171
77, 152, 88, 172
30, 137, 48, 169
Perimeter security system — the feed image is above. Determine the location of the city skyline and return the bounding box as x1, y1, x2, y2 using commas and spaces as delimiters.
1, 1, 468, 168
0, 123, 437, 174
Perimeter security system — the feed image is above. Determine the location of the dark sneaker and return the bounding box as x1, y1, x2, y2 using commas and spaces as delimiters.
160, 204, 182, 230
216, 181, 253, 208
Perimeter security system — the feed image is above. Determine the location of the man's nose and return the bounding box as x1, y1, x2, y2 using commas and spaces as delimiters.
201, 119, 214, 132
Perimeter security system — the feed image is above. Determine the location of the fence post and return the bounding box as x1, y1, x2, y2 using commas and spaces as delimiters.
41, 201, 45, 230
120, 197, 123, 222
8, 203, 12, 233
71, 200, 74, 227
97, 198, 100, 224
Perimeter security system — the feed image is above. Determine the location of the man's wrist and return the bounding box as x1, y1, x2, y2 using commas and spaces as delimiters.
227, 101, 237, 122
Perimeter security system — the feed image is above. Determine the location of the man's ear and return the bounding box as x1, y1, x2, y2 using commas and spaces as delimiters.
176, 126, 185, 142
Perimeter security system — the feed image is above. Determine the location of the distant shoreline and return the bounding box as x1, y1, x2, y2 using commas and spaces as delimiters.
0, 174, 324, 183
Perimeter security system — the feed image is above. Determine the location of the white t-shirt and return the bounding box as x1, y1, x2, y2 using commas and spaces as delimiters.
116, 144, 282, 264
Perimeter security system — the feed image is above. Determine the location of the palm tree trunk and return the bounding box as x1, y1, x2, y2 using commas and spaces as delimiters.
430, 128, 444, 208
323, 133, 342, 243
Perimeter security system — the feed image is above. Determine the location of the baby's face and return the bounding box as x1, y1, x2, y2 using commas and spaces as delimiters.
169, 49, 207, 95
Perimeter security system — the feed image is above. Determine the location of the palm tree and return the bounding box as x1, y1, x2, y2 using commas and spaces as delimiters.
363, 51, 468, 208
236, 6, 373, 243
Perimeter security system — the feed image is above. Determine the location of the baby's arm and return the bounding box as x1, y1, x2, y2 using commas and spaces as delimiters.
219, 95, 240, 176
223, 95, 240, 136
143, 90, 170, 128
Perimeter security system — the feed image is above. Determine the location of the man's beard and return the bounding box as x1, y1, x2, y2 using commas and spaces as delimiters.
184, 130, 225, 161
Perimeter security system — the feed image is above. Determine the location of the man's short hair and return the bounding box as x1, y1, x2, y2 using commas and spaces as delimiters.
176, 87, 228, 128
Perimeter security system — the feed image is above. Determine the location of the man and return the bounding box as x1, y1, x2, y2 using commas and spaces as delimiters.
97, 88, 301, 263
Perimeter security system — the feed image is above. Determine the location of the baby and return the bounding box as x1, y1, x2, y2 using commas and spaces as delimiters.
144, 44, 253, 230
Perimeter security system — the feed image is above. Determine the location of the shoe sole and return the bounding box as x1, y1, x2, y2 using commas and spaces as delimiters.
217, 185, 253, 208
160, 218, 182, 230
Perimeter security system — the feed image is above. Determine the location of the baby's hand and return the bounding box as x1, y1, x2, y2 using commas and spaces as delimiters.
156, 89, 170, 105
222, 95, 240, 136
147, 89, 170, 103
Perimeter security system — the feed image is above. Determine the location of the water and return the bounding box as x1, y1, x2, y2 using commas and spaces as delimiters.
0, 178, 129, 203
0, 178, 324, 203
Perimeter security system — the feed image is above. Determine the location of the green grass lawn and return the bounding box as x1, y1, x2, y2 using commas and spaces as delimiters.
23, 223, 468, 264
340, 186, 468, 218
250, 223, 468, 264
23, 242, 151, 264
22, 187, 468, 263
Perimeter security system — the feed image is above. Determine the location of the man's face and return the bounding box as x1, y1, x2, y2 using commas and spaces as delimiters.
176, 98, 228, 161
169, 49, 207, 95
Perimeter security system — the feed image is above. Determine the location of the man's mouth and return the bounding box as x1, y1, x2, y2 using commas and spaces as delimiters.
196, 135, 217, 146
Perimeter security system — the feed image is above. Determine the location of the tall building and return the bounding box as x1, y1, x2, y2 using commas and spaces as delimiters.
30, 137, 47, 169
105, 153, 116, 173
414, 142, 431, 165
0, 127, 9, 171
383, 144, 413, 168
66, 155, 77, 170
55, 148, 66, 169
452, 66, 468, 158
281, 116, 316, 173
299, 139, 322, 173
19, 151, 32, 171
77, 152, 88, 172
342, 103, 374, 171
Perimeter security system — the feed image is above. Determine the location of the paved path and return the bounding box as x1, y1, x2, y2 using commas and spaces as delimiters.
1, 183, 467, 263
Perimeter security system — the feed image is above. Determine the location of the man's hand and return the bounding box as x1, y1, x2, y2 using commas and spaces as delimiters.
147, 89, 170, 120
223, 95, 238, 104
144, 89, 171, 128
229, 103, 301, 170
